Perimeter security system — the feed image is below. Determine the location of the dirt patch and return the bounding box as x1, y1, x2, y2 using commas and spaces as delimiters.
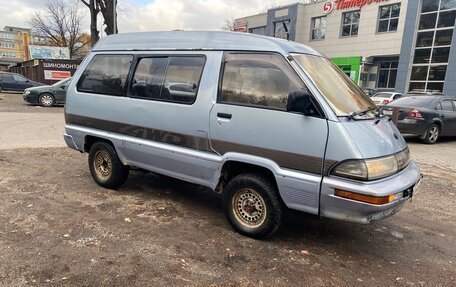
0, 148, 455, 286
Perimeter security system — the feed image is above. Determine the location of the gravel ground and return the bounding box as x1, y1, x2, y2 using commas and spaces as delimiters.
0, 92, 455, 286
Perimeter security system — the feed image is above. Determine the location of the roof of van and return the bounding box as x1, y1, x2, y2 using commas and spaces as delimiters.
92, 31, 323, 56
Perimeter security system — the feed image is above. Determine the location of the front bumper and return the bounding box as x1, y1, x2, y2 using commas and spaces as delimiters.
22, 93, 39, 104
320, 161, 422, 224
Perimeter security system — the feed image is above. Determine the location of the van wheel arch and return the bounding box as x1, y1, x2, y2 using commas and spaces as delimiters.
84, 135, 114, 153
216, 161, 279, 194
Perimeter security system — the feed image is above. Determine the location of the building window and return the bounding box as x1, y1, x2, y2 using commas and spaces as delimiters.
249, 26, 266, 36
410, 0, 456, 92
311, 16, 327, 40
0, 52, 16, 58
0, 42, 14, 48
341, 10, 360, 37
378, 4, 401, 33
273, 20, 290, 40
0, 33, 14, 40
377, 62, 398, 88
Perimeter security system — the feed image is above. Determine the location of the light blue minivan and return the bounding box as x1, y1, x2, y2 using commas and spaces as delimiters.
64, 32, 422, 238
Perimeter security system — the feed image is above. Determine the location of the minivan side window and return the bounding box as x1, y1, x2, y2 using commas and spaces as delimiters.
220, 52, 312, 112
77, 54, 133, 96
129, 56, 205, 104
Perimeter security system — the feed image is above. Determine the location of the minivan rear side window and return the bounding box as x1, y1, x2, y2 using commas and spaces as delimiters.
129, 56, 205, 104
219, 52, 307, 111
77, 54, 133, 96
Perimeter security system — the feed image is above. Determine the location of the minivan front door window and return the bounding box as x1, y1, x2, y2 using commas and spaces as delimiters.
220, 52, 319, 116
293, 54, 375, 118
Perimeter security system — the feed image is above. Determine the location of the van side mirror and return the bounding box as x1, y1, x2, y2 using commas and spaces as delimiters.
286, 91, 312, 115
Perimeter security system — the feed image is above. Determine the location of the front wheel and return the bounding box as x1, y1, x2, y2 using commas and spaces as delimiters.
222, 173, 284, 239
88, 141, 129, 189
421, 124, 440, 144
38, 93, 55, 107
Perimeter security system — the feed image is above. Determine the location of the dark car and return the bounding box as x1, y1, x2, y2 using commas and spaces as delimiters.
23, 77, 72, 107
0, 72, 44, 92
382, 96, 456, 144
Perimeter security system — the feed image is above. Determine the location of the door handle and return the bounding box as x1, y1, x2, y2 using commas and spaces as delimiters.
441, 114, 445, 118
217, 113, 232, 119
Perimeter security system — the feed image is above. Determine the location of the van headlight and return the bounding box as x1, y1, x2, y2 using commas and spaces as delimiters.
331, 149, 410, 181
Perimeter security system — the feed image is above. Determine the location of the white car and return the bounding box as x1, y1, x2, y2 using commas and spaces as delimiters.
371, 92, 403, 106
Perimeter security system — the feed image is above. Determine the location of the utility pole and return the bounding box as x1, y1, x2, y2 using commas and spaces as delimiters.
113, 0, 117, 34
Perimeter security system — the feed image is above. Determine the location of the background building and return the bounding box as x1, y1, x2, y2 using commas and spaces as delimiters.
0, 26, 31, 71
235, 0, 456, 95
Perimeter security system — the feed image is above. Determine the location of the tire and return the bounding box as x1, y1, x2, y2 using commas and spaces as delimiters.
421, 124, 440, 144
88, 141, 129, 189
222, 173, 284, 239
0, 85, 3, 92
38, 93, 55, 107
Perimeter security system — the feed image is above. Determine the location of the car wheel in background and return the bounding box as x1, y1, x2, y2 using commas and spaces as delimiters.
88, 141, 129, 189
0, 85, 3, 92
222, 173, 284, 239
38, 93, 55, 107
421, 124, 440, 144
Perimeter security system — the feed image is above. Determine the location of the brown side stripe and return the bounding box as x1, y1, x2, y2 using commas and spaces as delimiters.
65, 113, 337, 175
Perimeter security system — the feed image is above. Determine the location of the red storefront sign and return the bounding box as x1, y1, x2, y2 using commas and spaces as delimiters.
44, 70, 71, 80
324, 0, 389, 14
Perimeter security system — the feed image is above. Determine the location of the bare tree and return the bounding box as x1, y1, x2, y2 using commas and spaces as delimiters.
81, 0, 118, 45
222, 18, 235, 32
97, 0, 118, 35
80, 0, 100, 46
29, 0, 89, 59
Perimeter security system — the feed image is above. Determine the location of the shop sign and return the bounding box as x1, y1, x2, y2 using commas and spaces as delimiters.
233, 19, 247, 33
323, 1, 334, 14
323, 0, 389, 14
44, 70, 71, 80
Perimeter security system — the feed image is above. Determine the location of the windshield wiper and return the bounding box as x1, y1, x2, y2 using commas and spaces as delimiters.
348, 106, 377, 120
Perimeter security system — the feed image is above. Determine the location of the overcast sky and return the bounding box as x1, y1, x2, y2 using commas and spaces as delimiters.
0, 0, 305, 34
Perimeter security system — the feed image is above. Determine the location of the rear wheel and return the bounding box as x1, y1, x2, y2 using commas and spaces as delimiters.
421, 124, 440, 144
38, 93, 55, 107
88, 141, 129, 189
222, 173, 284, 239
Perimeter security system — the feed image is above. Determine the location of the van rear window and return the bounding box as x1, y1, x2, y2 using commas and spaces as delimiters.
129, 56, 205, 104
77, 54, 133, 96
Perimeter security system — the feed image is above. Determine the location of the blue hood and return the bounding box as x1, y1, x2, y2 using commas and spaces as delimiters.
341, 117, 407, 159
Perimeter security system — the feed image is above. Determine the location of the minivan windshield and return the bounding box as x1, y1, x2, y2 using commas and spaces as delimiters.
293, 54, 375, 118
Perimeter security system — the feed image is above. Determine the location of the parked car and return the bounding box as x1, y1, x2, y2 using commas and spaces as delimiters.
382, 96, 456, 144
371, 92, 403, 106
363, 88, 377, 97
0, 72, 44, 92
23, 77, 72, 107
64, 31, 422, 239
